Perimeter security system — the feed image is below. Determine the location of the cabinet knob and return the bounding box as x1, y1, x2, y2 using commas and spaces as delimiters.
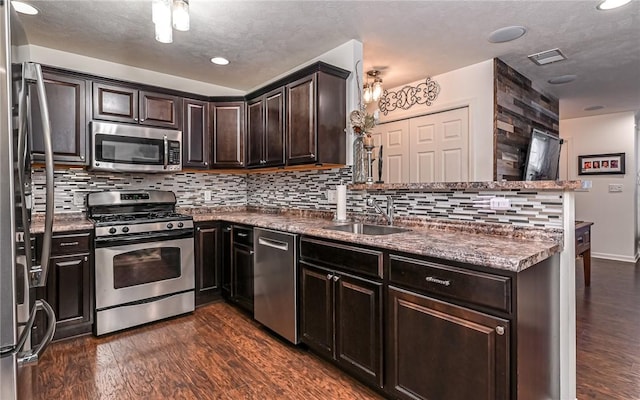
80, 156, 85, 160
249, 250, 254, 255
84, 256, 88, 262
332, 275, 339, 282
495, 326, 505, 336
140, 118, 145, 122
134, 117, 138, 122
204, 162, 208, 166
196, 227, 201, 231
310, 153, 315, 158
326, 273, 333, 280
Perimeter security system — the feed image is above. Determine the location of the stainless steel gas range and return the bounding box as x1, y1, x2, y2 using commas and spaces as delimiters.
87, 190, 195, 336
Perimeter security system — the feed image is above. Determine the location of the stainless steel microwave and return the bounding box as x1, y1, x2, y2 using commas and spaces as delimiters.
91, 121, 182, 173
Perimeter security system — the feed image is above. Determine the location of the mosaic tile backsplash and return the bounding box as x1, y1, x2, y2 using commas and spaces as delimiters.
33, 167, 563, 228
31, 168, 247, 213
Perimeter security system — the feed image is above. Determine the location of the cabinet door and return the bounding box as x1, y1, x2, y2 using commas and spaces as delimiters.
387, 286, 510, 400
300, 262, 334, 359
140, 90, 181, 129
221, 224, 232, 299
335, 272, 383, 388
231, 244, 254, 313
29, 71, 88, 164
195, 223, 220, 306
93, 82, 138, 124
46, 253, 92, 340
246, 97, 264, 167
286, 74, 317, 165
183, 99, 210, 169
264, 87, 285, 166
211, 102, 246, 168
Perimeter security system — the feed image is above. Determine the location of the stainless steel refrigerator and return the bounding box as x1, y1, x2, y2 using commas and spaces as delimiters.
1, 2, 56, 399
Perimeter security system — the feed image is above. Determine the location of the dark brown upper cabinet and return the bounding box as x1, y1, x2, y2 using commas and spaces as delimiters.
29, 70, 89, 165
182, 99, 210, 169
246, 87, 285, 168
211, 101, 246, 168
93, 82, 181, 129
286, 70, 346, 165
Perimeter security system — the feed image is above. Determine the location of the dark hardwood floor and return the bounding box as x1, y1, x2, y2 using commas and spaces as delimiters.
575, 257, 640, 399
18, 301, 383, 400
19, 256, 640, 399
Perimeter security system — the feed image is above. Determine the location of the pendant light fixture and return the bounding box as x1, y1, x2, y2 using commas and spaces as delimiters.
363, 70, 383, 104
152, 0, 190, 44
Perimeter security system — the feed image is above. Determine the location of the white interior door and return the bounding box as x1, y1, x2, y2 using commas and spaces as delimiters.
371, 120, 410, 183
410, 107, 469, 182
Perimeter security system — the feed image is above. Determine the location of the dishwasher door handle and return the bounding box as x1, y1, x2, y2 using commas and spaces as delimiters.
257, 237, 289, 251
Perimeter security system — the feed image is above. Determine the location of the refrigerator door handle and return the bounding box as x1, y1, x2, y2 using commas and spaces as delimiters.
16, 299, 56, 365
24, 62, 54, 288
16, 70, 33, 273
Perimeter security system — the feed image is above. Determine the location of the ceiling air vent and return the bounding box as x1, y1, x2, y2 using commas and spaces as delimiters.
528, 48, 567, 66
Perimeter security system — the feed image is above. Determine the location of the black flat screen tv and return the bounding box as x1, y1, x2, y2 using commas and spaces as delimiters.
522, 129, 562, 181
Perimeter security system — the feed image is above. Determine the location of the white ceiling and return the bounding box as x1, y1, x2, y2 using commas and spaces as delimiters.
16, 0, 640, 119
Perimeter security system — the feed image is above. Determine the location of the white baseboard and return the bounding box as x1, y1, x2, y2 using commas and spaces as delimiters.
591, 252, 638, 263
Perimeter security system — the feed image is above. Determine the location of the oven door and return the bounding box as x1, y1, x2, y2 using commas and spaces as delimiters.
94, 230, 194, 310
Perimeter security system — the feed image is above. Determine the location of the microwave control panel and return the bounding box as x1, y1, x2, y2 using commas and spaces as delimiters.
167, 141, 181, 168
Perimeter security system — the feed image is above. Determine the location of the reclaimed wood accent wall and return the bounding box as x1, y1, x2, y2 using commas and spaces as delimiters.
494, 59, 559, 181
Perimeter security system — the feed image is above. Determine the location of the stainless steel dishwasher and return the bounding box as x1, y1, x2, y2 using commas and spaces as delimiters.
253, 228, 299, 344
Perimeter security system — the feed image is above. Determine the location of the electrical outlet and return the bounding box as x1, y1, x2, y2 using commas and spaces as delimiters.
73, 192, 85, 207
327, 189, 337, 204
203, 190, 212, 201
609, 184, 623, 193
489, 197, 511, 210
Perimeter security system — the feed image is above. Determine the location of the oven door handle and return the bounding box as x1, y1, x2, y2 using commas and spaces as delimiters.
95, 229, 193, 248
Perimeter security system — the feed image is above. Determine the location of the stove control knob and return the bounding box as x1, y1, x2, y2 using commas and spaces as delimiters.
122, 227, 129, 233
109, 228, 117, 234
177, 222, 184, 228
167, 223, 174, 229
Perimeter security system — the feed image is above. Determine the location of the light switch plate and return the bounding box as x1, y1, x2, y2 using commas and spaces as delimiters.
73, 192, 85, 207
609, 184, 623, 193
489, 197, 511, 210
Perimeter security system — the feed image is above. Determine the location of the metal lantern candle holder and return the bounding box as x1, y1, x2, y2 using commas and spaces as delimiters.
363, 135, 375, 184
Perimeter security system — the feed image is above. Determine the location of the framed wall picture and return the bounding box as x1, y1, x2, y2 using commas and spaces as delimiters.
578, 153, 625, 175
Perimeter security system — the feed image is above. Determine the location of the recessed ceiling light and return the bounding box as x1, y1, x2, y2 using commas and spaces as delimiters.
584, 105, 605, 111
487, 26, 527, 43
597, 0, 632, 10
210, 57, 229, 66
11, 1, 38, 15
548, 75, 577, 85
528, 48, 567, 66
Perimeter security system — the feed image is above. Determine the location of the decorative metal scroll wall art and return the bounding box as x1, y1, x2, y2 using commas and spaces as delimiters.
379, 77, 441, 116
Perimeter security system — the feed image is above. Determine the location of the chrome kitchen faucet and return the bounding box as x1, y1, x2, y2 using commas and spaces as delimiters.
366, 196, 394, 226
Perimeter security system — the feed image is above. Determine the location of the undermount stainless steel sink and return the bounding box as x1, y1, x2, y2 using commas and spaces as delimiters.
323, 223, 410, 235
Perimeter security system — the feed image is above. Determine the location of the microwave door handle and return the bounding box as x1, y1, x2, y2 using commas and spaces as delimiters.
29, 63, 54, 288
163, 135, 168, 170
16, 299, 56, 365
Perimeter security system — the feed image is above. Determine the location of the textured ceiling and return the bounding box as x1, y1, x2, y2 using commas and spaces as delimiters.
16, 0, 640, 119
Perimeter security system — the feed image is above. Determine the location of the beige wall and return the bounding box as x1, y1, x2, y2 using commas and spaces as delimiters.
560, 111, 637, 261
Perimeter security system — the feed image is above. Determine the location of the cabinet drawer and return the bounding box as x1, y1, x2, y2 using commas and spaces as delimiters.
300, 237, 383, 279
389, 255, 511, 313
575, 227, 591, 254
50, 232, 91, 256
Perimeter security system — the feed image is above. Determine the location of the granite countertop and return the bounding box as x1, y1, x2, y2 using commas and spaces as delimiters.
30, 213, 94, 234
32, 209, 562, 273
185, 210, 561, 273
349, 180, 582, 192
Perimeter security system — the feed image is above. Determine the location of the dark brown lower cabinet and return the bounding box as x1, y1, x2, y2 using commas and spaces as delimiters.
300, 262, 383, 388
229, 225, 254, 313
386, 286, 510, 400
195, 222, 221, 306
46, 253, 92, 340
